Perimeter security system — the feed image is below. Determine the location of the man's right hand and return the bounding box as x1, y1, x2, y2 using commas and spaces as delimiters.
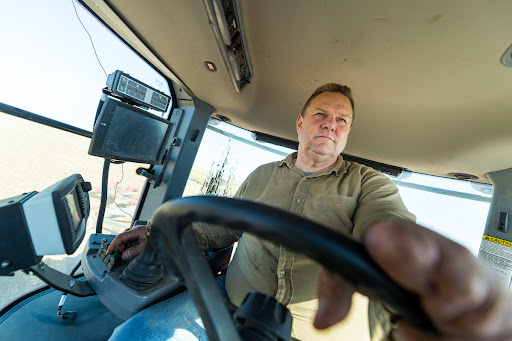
106, 224, 148, 260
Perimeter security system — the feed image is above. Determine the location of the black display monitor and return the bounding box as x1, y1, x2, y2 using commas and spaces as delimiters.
23, 174, 90, 256
0, 174, 91, 275
89, 97, 173, 164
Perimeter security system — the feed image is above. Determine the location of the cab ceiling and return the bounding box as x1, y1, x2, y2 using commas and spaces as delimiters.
91, 0, 512, 184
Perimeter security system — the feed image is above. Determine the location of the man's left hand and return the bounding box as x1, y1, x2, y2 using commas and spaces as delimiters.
313, 220, 512, 340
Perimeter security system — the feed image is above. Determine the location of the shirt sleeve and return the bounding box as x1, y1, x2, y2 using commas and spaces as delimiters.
352, 168, 415, 341
352, 169, 415, 235
192, 178, 250, 249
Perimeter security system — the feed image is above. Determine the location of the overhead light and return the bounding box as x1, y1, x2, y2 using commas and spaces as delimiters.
203, 0, 253, 92
500, 44, 512, 67
205, 61, 217, 71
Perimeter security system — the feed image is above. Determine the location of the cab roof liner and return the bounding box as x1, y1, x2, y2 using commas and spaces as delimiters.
84, 0, 512, 184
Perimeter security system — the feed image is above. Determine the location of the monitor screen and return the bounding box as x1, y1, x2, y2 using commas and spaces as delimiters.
89, 97, 173, 164
65, 189, 82, 230
61, 185, 87, 252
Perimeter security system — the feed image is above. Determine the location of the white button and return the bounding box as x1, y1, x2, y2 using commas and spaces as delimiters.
297, 198, 300, 203
280, 270, 286, 275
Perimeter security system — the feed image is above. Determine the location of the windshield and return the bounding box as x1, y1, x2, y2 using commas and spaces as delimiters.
185, 120, 492, 257
0, 0, 171, 132
392, 172, 491, 255
184, 119, 294, 197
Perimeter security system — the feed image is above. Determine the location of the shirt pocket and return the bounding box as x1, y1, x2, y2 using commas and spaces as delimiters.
314, 195, 357, 234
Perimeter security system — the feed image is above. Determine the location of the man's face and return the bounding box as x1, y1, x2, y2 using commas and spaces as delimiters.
296, 92, 353, 161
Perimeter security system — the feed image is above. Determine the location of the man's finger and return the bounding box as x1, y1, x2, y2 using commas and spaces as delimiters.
106, 231, 134, 255
314, 268, 355, 329
122, 243, 145, 260
362, 220, 443, 293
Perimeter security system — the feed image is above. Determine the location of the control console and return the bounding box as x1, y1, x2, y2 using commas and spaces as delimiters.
82, 233, 183, 320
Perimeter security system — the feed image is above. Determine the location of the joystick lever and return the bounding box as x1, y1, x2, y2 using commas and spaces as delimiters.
119, 225, 164, 290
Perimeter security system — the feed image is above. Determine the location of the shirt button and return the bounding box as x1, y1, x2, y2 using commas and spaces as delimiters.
296, 198, 300, 203
280, 270, 286, 275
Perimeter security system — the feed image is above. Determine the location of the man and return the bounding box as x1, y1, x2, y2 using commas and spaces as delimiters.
108, 84, 511, 340
108, 83, 413, 340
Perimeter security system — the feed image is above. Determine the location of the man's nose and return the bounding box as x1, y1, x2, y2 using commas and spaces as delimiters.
321, 117, 336, 131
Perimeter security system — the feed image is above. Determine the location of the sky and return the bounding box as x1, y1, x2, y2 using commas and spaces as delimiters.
0, 0, 492, 256
0, 0, 169, 131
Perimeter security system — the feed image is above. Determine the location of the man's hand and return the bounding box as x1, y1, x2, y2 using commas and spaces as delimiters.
314, 220, 512, 340
106, 224, 148, 260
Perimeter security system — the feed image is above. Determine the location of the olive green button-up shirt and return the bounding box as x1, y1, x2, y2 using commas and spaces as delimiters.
194, 153, 415, 340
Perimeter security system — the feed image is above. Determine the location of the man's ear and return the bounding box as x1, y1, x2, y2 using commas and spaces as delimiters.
296, 115, 303, 133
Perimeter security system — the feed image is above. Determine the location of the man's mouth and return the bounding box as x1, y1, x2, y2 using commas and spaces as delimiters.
316, 135, 334, 142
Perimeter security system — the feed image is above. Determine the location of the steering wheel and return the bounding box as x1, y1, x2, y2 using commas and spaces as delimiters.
147, 196, 435, 341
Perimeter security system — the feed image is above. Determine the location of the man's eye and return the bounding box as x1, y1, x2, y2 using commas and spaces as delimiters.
315, 113, 324, 117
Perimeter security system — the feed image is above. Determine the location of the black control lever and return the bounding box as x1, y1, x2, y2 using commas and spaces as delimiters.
120, 234, 164, 290
136, 167, 158, 182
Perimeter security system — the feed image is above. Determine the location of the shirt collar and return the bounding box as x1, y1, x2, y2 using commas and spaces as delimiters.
275, 152, 348, 177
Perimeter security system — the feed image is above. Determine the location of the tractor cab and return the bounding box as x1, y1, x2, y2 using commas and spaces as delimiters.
1, 1, 512, 340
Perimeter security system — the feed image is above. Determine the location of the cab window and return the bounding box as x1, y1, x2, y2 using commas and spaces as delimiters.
185, 120, 492, 257
0, 1, 171, 310
184, 119, 294, 197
